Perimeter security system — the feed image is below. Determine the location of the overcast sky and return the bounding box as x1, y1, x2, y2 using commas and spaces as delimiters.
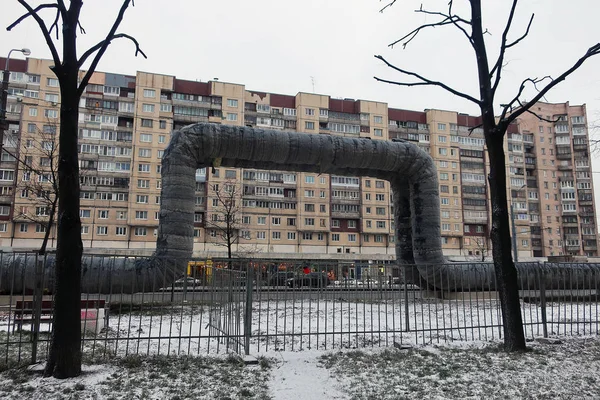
2, 0, 600, 210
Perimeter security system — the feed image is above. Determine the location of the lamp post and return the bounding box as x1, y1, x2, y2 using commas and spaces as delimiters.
1, 48, 31, 153
510, 183, 527, 262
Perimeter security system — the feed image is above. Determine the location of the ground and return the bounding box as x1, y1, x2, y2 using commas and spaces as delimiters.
1, 337, 599, 399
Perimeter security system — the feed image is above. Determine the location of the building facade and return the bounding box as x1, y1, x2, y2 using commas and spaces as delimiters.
0, 57, 597, 259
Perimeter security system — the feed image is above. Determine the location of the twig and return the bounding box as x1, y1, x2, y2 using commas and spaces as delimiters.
374, 55, 481, 105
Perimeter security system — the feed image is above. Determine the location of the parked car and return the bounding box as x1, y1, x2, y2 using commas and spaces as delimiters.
286, 273, 330, 288
174, 277, 202, 286
357, 279, 380, 287
269, 272, 295, 286
334, 278, 357, 287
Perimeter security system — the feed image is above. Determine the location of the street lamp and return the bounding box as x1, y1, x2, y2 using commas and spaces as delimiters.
1, 48, 32, 152
510, 183, 527, 262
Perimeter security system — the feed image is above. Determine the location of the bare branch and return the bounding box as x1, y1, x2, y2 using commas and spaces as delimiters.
468, 124, 483, 135
78, 33, 146, 68
374, 55, 481, 105
379, 0, 397, 13
491, 0, 535, 94
7, 1, 62, 69
6, 3, 58, 30
505, 14, 534, 50
77, 0, 142, 97
499, 76, 553, 121
388, 2, 473, 49
490, 0, 519, 82
503, 43, 600, 125
519, 106, 562, 124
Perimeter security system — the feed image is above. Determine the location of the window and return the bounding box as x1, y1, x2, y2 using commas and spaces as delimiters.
305, 108, 315, 116
331, 234, 340, 242
305, 121, 315, 130
257, 216, 266, 225
375, 194, 385, 201
135, 210, 148, 219
374, 115, 383, 124
96, 226, 108, 235
272, 231, 281, 240
44, 109, 58, 118
134, 227, 147, 236
138, 148, 151, 158
305, 175, 315, 184
227, 113, 238, 121
272, 217, 281, 226
45, 93, 59, 103
376, 221, 386, 229
256, 104, 270, 113
139, 133, 152, 143
374, 128, 383, 137
439, 148, 447, 156
438, 123, 446, 131
47, 78, 59, 87
257, 231, 266, 240
305, 218, 315, 226
137, 179, 150, 188
142, 104, 155, 113
288, 232, 296, 240
226, 99, 238, 108
138, 163, 150, 172
141, 119, 153, 128
136, 195, 149, 204
143, 89, 156, 98
116, 227, 127, 236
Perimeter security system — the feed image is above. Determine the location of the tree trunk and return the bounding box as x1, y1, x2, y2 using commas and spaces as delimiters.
44, 70, 83, 378
39, 200, 56, 256
485, 130, 526, 351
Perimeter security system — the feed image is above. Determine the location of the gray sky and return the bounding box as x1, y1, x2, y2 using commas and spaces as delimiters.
2, 0, 600, 205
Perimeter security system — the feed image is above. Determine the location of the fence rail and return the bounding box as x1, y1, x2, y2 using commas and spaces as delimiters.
1, 252, 600, 367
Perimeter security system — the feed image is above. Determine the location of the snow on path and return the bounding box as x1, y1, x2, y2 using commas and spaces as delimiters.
269, 350, 347, 400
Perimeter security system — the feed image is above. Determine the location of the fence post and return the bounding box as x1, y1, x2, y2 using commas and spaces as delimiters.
540, 266, 548, 338
31, 253, 44, 363
243, 266, 253, 355
403, 266, 410, 332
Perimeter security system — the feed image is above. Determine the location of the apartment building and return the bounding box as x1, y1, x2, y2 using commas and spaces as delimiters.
0, 57, 596, 259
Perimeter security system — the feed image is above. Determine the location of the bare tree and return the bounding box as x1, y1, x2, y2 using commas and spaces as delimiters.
471, 237, 489, 262
206, 180, 243, 261
377, 0, 600, 351
7, 0, 145, 378
9, 124, 59, 255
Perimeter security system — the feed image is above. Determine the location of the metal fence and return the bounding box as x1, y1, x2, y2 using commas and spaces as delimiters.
1, 252, 600, 367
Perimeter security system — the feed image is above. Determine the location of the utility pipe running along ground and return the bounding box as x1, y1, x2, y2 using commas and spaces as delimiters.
0, 124, 595, 293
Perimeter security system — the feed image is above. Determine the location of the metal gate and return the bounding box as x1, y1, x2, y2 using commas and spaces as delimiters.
207, 268, 253, 354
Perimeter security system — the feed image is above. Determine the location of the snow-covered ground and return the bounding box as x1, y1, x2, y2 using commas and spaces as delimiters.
1, 337, 600, 399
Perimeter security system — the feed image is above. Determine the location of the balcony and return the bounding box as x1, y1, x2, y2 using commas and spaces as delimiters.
331, 210, 360, 219
331, 197, 361, 205
556, 152, 572, 160
573, 142, 588, 151
173, 114, 209, 124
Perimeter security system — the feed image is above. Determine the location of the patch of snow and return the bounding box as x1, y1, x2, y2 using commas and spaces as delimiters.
269, 350, 346, 400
